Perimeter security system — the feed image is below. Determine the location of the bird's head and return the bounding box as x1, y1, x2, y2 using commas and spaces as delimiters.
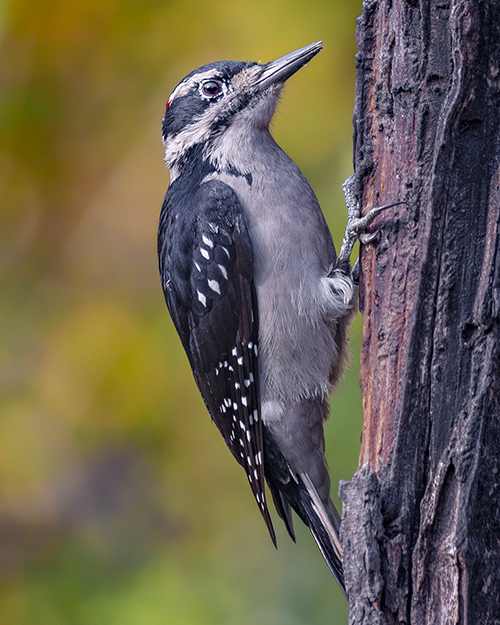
162, 42, 323, 177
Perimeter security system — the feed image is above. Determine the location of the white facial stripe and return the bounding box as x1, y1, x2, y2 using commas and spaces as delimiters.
163, 91, 236, 166
167, 81, 192, 104
168, 69, 220, 104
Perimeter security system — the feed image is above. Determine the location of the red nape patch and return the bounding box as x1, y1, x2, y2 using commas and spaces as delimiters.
165, 100, 170, 112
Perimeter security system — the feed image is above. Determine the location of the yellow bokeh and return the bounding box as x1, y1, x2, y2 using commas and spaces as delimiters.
1, 1, 363, 623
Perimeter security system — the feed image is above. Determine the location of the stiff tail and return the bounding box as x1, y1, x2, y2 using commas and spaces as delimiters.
262, 423, 346, 596
299, 472, 345, 595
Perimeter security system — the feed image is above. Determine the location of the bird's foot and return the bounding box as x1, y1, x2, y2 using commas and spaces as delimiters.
338, 174, 403, 264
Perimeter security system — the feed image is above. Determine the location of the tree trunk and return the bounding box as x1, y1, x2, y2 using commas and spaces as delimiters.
339, 1, 500, 623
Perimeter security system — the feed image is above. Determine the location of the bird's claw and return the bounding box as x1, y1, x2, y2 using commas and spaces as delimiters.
338, 174, 403, 263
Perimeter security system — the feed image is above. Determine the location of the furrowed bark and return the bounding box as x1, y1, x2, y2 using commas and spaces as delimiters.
340, 2, 500, 623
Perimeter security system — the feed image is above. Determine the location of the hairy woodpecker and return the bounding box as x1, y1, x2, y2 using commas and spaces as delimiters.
158, 42, 386, 595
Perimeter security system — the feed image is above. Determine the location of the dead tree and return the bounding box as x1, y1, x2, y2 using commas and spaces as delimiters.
339, 1, 500, 623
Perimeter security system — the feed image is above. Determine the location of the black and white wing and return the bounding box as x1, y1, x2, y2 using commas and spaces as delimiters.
158, 179, 275, 544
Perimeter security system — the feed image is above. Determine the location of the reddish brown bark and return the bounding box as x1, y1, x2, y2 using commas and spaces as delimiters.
340, 1, 500, 623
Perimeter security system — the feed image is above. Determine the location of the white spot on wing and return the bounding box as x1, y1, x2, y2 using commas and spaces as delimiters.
200, 248, 210, 260
217, 264, 228, 279
202, 234, 214, 248
208, 279, 220, 294
197, 290, 207, 307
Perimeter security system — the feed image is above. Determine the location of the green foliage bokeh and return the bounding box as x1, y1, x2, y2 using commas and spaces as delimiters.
0, 0, 363, 623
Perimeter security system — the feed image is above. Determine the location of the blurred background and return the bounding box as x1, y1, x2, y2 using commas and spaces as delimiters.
0, 0, 364, 623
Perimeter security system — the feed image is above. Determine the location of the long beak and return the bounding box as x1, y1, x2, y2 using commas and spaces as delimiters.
255, 41, 323, 90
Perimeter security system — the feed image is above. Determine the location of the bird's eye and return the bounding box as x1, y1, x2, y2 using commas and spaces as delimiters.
202, 80, 222, 97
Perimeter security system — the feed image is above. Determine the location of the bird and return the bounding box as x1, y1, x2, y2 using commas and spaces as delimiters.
158, 41, 387, 596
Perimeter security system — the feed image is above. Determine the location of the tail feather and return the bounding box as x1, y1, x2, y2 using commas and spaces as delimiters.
300, 472, 341, 553
262, 424, 346, 596
307, 513, 346, 594
269, 485, 296, 542
299, 472, 345, 595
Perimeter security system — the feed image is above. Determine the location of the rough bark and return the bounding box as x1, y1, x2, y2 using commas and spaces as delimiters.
339, 1, 500, 623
